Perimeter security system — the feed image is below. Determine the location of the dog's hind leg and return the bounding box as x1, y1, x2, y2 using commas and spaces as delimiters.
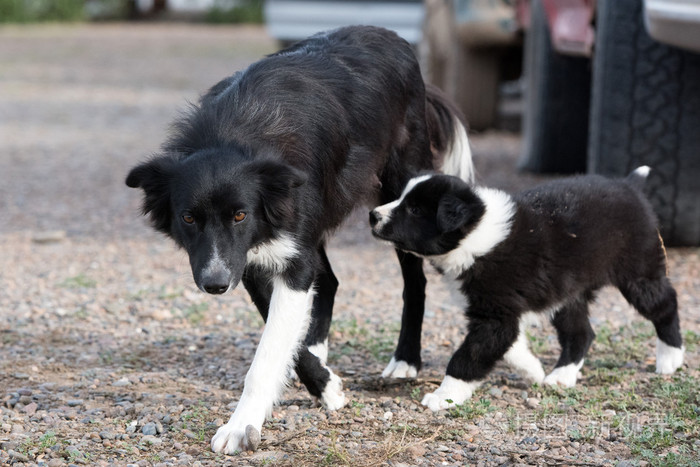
544, 294, 596, 388
242, 262, 346, 410
304, 246, 337, 365
422, 314, 520, 411
382, 249, 426, 379
618, 277, 684, 374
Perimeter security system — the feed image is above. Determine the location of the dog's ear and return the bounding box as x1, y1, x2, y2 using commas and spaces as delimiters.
125, 156, 177, 234
437, 190, 483, 233
250, 160, 307, 228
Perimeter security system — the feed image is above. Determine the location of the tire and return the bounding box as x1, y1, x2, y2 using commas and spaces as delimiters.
518, 0, 591, 174
589, 0, 700, 246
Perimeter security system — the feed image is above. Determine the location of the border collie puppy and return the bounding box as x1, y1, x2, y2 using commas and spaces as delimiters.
370, 168, 684, 411
126, 26, 473, 453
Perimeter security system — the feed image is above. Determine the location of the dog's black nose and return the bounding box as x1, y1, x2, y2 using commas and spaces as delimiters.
203, 283, 228, 295
369, 210, 380, 227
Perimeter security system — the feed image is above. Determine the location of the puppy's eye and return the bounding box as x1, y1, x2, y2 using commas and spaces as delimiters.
233, 211, 247, 223
182, 213, 195, 224
407, 206, 422, 216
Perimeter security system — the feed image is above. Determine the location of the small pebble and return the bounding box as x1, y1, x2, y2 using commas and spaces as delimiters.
245, 424, 261, 451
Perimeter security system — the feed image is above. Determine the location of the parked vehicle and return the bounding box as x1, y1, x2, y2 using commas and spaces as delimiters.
264, 0, 425, 45
519, 0, 700, 246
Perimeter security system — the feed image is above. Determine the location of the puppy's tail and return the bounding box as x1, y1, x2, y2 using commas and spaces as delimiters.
626, 165, 651, 190
425, 84, 475, 184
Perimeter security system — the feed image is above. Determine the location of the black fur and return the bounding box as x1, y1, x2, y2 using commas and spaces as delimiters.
371, 171, 683, 386
126, 26, 468, 400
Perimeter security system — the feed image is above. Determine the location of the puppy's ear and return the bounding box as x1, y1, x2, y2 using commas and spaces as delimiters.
250, 160, 307, 228
437, 190, 484, 233
125, 156, 178, 234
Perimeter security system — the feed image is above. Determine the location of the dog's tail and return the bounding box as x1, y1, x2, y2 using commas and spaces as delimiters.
626, 165, 651, 190
425, 84, 475, 184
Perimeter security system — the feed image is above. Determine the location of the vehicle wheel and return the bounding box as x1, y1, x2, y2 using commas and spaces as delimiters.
589, 0, 700, 246
421, 0, 499, 131
518, 0, 591, 174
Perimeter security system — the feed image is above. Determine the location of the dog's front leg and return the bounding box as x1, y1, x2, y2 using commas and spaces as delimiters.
211, 277, 314, 454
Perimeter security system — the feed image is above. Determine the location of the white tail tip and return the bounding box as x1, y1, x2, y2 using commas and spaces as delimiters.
634, 166, 651, 177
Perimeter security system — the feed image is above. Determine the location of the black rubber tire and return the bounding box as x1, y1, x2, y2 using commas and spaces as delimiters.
589, 0, 700, 246
518, 0, 591, 174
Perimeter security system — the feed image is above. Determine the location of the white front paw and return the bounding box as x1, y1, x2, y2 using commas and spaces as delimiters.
421, 392, 459, 411
656, 339, 684, 374
544, 361, 583, 388
382, 357, 418, 378
320, 370, 346, 410
421, 375, 478, 412
211, 422, 261, 454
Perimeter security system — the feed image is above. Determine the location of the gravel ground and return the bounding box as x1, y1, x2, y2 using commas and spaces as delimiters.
1, 24, 699, 467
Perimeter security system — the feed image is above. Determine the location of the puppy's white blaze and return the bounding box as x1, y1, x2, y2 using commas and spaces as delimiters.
441, 120, 475, 184
211, 278, 314, 454
201, 241, 232, 292
373, 174, 434, 228
503, 330, 545, 383
246, 234, 300, 273
634, 165, 651, 178
543, 360, 584, 388
431, 187, 516, 275
382, 356, 418, 378
308, 338, 328, 365
421, 375, 479, 412
655, 339, 684, 374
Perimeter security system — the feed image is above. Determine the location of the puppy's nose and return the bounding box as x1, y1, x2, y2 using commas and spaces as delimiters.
203, 282, 228, 295
369, 210, 381, 227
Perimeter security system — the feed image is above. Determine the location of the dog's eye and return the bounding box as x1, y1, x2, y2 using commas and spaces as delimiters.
182, 213, 195, 224
233, 211, 247, 223
407, 206, 422, 217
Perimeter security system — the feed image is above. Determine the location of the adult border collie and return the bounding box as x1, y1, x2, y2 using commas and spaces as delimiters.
370, 168, 684, 411
126, 26, 473, 453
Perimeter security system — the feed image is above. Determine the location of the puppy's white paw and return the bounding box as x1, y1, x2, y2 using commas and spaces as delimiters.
211, 421, 261, 454
656, 339, 684, 374
421, 375, 478, 412
382, 357, 418, 378
503, 331, 545, 383
544, 361, 583, 388
320, 370, 346, 410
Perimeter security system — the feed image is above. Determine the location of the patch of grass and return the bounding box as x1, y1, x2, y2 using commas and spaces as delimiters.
330, 318, 397, 362
323, 431, 350, 465
38, 431, 57, 450
205, 0, 263, 23
683, 329, 699, 352
447, 397, 495, 420
58, 273, 96, 289
180, 302, 209, 325
0, 0, 84, 22
409, 385, 422, 402
526, 330, 549, 354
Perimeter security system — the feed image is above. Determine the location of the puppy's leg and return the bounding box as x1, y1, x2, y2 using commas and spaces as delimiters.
211, 277, 314, 454
545, 295, 595, 388
422, 315, 519, 411
619, 277, 684, 374
383, 249, 425, 379
503, 315, 545, 383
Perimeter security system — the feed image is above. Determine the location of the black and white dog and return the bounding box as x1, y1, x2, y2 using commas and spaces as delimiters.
126, 26, 473, 453
370, 168, 684, 411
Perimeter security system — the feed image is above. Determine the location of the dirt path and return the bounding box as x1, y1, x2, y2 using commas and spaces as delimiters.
1, 24, 698, 466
